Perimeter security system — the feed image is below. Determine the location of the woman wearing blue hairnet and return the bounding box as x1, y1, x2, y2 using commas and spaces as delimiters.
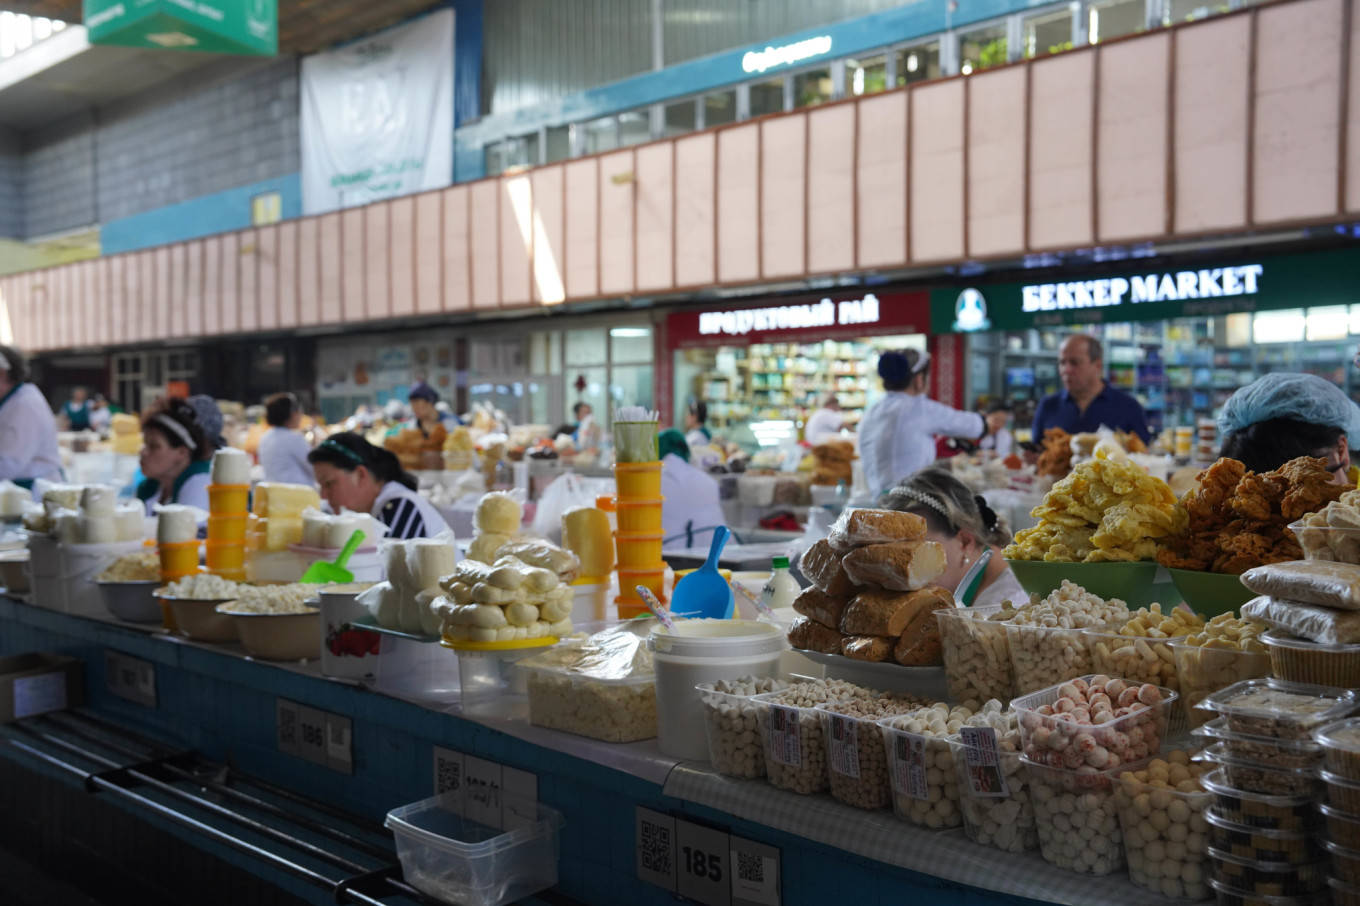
1219, 373, 1360, 483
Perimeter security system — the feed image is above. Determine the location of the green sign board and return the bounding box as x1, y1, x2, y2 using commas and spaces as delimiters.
930, 246, 1360, 335
84, 0, 277, 56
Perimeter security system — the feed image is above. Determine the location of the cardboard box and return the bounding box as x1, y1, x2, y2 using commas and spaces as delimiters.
0, 653, 83, 722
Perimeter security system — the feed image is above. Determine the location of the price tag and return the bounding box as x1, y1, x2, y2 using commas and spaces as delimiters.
676, 818, 731, 906
730, 835, 781, 906
13, 672, 67, 719
105, 651, 156, 708
959, 726, 1010, 797
296, 705, 329, 765
464, 756, 503, 830
276, 698, 300, 756
765, 704, 801, 767
325, 713, 352, 774
825, 713, 859, 779
890, 730, 929, 800
635, 807, 677, 891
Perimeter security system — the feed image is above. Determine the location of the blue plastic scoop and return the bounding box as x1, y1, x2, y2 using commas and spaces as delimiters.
671, 526, 734, 619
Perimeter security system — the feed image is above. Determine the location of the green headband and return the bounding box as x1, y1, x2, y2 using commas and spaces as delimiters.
320, 438, 365, 466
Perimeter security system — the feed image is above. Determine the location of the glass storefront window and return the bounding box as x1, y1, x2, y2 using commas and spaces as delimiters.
1089, 0, 1145, 43
566, 328, 607, 367
848, 54, 888, 96
484, 142, 505, 177
584, 117, 618, 154
1166, 0, 1231, 22
611, 364, 654, 413
664, 98, 696, 137
529, 331, 562, 375
1023, 8, 1074, 58
960, 25, 1008, 75
569, 366, 609, 426
896, 43, 941, 86
545, 125, 571, 162
619, 110, 651, 146
793, 68, 833, 108
610, 326, 652, 363
503, 133, 540, 169
1253, 310, 1305, 344
749, 77, 785, 117
704, 90, 736, 127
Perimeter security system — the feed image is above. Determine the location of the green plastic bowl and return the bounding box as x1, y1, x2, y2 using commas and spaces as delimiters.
1005, 559, 1163, 606
1167, 568, 1254, 618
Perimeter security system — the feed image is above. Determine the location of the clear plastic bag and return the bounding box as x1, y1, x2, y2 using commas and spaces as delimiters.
826, 507, 927, 552
529, 472, 596, 543
1240, 561, 1360, 610
1241, 595, 1360, 645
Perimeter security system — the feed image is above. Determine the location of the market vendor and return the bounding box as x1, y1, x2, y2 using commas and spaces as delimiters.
259, 392, 316, 486
1219, 372, 1360, 482
408, 382, 455, 438
659, 428, 726, 549
883, 467, 1026, 608
308, 431, 448, 540
804, 394, 845, 446
0, 344, 60, 488
683, 400, 712, 451
1031, 335, 1151, 444
136, 397, 212, 513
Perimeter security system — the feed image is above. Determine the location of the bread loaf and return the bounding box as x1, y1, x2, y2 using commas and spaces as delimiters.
841, 635, 893, 662
828, 508, 927, 552
792, 586, 850, 630
842, 540, 924, 590
905, 541, 948, 590
787, 615, 844, 654
892, 587, 954, 666
841, 588, 920, 636
799, 539, 860, 597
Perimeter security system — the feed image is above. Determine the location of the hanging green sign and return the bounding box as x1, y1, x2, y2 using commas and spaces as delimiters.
84, 0, 277, 56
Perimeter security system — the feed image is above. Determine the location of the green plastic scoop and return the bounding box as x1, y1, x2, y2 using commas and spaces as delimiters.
301, 530, 366, 585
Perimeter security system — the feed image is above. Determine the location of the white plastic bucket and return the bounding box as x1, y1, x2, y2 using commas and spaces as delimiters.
55, 539, 145, 615
318, 583, 379, 680
571, 583, 608, 624
649, 619, 787, 760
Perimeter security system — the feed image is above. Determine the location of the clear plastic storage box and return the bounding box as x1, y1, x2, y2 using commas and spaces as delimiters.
1195, 679, 1356, 741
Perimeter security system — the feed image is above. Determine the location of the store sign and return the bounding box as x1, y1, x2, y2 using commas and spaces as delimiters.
697, 294, 880, 337
84, 0, 277, 55
952, 288, 991, 332
741, 35, 832, 74
1020, 264, 1263, 313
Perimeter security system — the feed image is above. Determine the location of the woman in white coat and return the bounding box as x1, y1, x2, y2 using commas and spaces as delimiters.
0, 345, 60, 488
658, 429, 727, 549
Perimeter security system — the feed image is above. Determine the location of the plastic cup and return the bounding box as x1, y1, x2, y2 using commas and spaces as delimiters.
615, 533, 663, 570
616, 498, 664, 533
617, 567, 666, 605
614, 462, 662, 499
158, 541, 200, 578
205, 541, 245, 571
206, 513, 248, 543
208, 484, 249, 514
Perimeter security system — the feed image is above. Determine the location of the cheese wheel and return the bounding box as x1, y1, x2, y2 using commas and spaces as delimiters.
301, 509, 331, 548
561, 506, 614, 578
406, 538, 457, 591
80, 485, 117, 517
210, 448, 251, 485
252, 483, 320, 518
157, 505, 198, 544
114, 503, 144, 542
260, 516, 303, 551
79, 515, 116, 544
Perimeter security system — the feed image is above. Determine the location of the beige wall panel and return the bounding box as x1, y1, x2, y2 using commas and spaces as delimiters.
761, 115, 807, 279
968, 67, 1027, 256
139, 253, 157, 342
202, 237, 220, 337
564, 160, 599, 298
364, 203, 390, 320
415, 192, 444, 314
675, 134, 716, 287
84, 262, 98, 348
530, 166, 566, 304
297, 218, 319, 327
469, 180, 501, 309
717, 124, 760, 283
1098, 35, 1169, 241
634, 145, 674, 292
219, 235, 239, 334
277, 222, 298, 329
70, 263, 86, 348
35, 271, 52, 350
443, 186, 471, 311
500, 175, 533, 306
911, 81, 965, 261
1350, 0, 1360, 211
598, 152, 635, 296
1029, 52, 1096, 250
857, 92, 908, 268
806, 104, 855, 274
18, 276, 34, 350
1175, 16, 1251, 231
341, 208, 365, 323
109, 260, 127, 347
7, 277, 22, 350
168, 245, 186, 338
154, 246, 171, 341
258, 226, 279, 331
1254, 0, 1342, 223
185, 241, 203, 337
45, 268, 60, 349
389, 196, 416, 317
318, 214, 343, 323
238, 230, 258, 332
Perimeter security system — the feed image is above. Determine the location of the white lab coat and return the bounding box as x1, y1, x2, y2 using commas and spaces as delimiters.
258, 427, 316, 486
969, 565, 1028, 609
858, 392, 984, 496
979, 428, 1014, 458
804, 407, 845, 446
661, 453, 726, 549
0, 384, 61, 484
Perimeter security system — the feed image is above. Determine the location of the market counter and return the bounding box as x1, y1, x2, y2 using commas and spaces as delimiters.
0, 596, 1167, 906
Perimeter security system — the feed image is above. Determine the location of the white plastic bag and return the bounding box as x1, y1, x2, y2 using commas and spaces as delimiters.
530, 472, 596, 543
1241, 595, 1360, 644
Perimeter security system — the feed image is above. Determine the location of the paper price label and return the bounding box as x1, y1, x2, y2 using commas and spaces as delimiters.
959, 726, 1010, 798
297, 706, 329, 765
891, 732, 929, 800
825, 714, 859, 779
765, 705, 801, 767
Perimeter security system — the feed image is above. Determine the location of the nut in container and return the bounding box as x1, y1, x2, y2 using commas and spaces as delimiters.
1012, 674, 1177, 770
1207, 847, 1330, 898
1314, 718, 1360, 783
1205, 809, 1324, 865
752, 680, 875, 795
1114, 753, 1213, 900
948, 736, 1036, 853
1195, 678, 1356, 742
1193, 716, 1325, 771
698, 676, 786, 779
1194, 743, 1322, 797
1021, 755, 1136, 876
817, 695, 926, 810
936, 605, 1015, 708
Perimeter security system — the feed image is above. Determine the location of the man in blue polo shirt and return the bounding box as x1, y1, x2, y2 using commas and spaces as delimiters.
1032, 334, 1150, 444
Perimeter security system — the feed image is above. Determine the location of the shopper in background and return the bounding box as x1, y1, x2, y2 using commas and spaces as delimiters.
136, 397, 212, 513
658, 428, 726, 549
307, 431, 448, 539
60, 387, 91, 431
408, 382, 453, 437
88, 394, 112, 433
978, 401, 1014, 458
858, 349, 986, 497
684, 400, 712, 450
804, 393, 845, 446
258, 392, 316, 486
1032, 334, 1150, 444
0, 344, 60, 487
883, 467, 1026, 608
1219, 372, 1360, 483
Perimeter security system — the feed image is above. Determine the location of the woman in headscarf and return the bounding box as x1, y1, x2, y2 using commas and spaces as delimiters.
137, 397, 212, 513
1219, 373, 1360, 483
659, 429, 727, 549
307, 432, 448, 539
0, 344, 61, 488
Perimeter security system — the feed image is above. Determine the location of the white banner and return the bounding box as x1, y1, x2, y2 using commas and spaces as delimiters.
300, 8, 454, 215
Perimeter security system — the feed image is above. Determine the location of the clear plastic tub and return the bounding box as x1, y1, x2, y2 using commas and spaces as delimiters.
1321, 803, 1360, 851
879, 720, 961, 828
521, 662, 656, 743
1011, 674, 1177, 768
1193, 717, 1325, 771
936, 606, 1014, 707
949, 739, 1036, 853
1084, 630, 1186, 692
1207, 848, 1330, 898
1114, 771, 1212, 900
1021, 755, 1133, 875
1196, 679, 1356, 741
751, 692, 831, 795
698, 684, 771, 779
816, 698, 922, 811
1200, 769, 1316, 832
1326, 838, 1360, 885
1207, 878, 1329, 906
1262, 631, 1360, 690
1316, 718, 1360, 782
385, 794, 563, 906
1325, 771, 1360, 814
455, 646, 541, 715
1172, 641, 1272, 729
1205, 808, 1323, 864
1004, 622, 1101, 696
1195, 743, 1322, 797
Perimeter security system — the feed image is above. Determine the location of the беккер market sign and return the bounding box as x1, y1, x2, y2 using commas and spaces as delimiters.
928, 247, 1360, 334
84, 0, 277, 56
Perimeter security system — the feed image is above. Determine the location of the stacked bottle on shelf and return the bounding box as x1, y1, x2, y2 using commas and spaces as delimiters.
611, 410, 664, 619
205, 449, 251, 582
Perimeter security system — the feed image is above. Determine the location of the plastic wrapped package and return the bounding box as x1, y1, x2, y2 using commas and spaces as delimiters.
210, 448, 251, 485
797, 539, 859, 597
113, 503, 144, 542
1261, 630, 1360, 688
827, 508, 927, 552
495, 540, 579, 582
78, 515, 116, 544
841, 540, 947, 592
1196, 678, 1356, 741
405, 536, 458, 591
517, 626, 656, 742
1241, 596, 1360, 644
301, 508, 330, 548
1240, 561, 1360, 610
0, 480, 30, 518
474, 492, 522, 535
359, 581, 401, 630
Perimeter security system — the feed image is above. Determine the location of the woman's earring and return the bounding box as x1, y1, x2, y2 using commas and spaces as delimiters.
962, 555, 971, 565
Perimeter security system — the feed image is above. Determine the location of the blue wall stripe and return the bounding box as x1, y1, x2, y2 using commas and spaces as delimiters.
99, 173, 302, 255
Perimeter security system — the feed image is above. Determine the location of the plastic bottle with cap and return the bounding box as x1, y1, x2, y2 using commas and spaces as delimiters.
759, 555, 802, 614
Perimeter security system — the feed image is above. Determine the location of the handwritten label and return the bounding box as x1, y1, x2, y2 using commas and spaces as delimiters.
464, 756, 503, 830
825, 713, 859, 779
765, 705, 801, 767
890, 731, 929, 800
959, 726, 1010, 797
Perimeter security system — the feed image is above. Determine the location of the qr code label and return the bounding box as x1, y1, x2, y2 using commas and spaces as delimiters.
635, 807, 676, 891
432, 746, 466, 816
738, 852, 764, 883
731, 835, 780, 906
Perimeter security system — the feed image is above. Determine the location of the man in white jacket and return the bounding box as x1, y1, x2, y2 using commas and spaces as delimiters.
0, 345, 61, 488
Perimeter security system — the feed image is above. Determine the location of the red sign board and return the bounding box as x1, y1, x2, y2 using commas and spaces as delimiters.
666, 291, 931, 349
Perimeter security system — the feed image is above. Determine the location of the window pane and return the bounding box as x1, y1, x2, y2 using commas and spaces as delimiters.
619, 110, 651, 146
610, 365, 653, 415
749, 77, 785, 117
664, 99, 696, 137
704, 90, 736, 126
895, 43, 940, 86
848, 54, 888, 96
484, 143, 504, 177
584, 117, 617, 154
1089, 0, 1145, 43
1166, 0, 1230, 22
545, 125, 571, 162
565, 328, 607, 367
793, 68, 832, 108
503, 133, 539, 169
610, 326, 652, 362
1023, 8, 1074, 58
960, 25, 1008, 74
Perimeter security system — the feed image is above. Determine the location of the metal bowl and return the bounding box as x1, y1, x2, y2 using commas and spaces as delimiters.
154, 594, 238, 642
96, 580, 161, 622
216, 604, 321, 661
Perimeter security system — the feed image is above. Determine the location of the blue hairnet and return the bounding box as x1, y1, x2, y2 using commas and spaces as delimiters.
658, 428, 690, 463
1218, 373, 1360, 445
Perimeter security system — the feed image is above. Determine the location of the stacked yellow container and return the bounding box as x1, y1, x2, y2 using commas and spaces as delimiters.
205, 449, 251, 582
612, 411, 665, 619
